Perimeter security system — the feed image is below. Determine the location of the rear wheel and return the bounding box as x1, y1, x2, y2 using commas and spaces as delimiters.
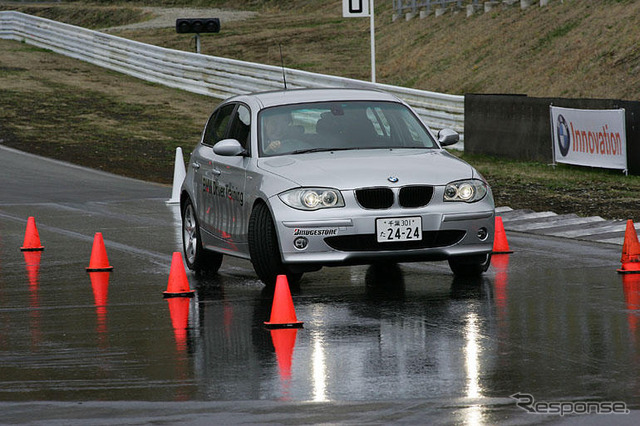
448, 253, 491, 278
182, 198, 223, 274
248, 202, 302, 287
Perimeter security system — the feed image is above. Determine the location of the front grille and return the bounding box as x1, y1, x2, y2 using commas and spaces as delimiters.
355, 188, 394, 209
324, 230, 466, 252
399, 186, 433, 208
355, 186, 434, 209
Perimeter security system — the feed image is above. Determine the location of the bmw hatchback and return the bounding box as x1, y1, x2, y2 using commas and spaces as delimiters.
181, 88, 495, 286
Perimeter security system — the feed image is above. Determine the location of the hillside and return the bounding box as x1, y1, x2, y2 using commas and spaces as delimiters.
2, 0, 639, 99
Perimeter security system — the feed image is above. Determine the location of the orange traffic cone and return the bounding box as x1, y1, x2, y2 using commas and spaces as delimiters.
492, 216, 513, 254
163, 252, 195, 298
86, 232, 113, 272
618, 220, 640, 274
264, 275, 303, 329
21, 216, 44, 251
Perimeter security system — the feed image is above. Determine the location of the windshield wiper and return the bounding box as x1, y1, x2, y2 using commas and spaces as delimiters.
289, 147, 354, 155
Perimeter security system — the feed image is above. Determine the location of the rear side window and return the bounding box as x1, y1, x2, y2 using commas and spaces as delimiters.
202, 103, 235, 146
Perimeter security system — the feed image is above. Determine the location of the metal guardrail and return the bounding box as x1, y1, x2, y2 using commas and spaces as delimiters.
0, 11, 464, 147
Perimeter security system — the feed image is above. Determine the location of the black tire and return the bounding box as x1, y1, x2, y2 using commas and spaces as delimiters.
182, 198, 223, 274
248, 202, 302, 287
448, 253, 491, 278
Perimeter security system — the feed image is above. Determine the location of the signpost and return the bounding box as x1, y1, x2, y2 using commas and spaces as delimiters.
343, 0, 376, 83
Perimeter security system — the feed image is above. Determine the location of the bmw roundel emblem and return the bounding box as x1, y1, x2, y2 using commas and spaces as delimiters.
388, 176, 399, 183
556, 114, 571, 157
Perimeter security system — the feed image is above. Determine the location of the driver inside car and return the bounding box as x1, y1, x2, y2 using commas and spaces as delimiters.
262, 114, 291, 154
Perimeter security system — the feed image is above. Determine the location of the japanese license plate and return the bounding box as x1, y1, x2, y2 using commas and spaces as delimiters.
376, 216, 422, 243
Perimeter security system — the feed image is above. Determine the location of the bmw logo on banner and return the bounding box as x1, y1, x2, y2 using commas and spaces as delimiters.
556, 114, 571, 157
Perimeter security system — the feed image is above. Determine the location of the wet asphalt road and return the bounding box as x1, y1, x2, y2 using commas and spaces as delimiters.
1, 145, 640, 425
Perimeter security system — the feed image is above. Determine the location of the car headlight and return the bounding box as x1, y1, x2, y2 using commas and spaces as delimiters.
279, 188, 345, 211
444, 179, 488, 203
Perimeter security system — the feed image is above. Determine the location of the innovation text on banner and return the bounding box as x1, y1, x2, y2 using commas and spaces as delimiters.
550, 106, 627, 174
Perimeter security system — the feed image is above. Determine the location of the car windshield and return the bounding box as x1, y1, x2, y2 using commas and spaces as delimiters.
258, 101, 437, 157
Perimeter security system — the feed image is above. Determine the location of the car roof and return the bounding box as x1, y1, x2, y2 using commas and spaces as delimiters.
227, 88, 403, 109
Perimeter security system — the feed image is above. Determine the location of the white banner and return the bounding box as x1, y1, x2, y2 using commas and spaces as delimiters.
343, 0, 370, 17
550, 106, 627, 173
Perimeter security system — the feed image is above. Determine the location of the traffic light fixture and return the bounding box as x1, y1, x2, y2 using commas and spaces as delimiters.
176, 18, 220, 34
176, 18, 220, 54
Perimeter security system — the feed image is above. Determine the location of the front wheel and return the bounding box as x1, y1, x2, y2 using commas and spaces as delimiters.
448, 253, 491, 278
182, 198, 223, 274
248, 202, 302, 287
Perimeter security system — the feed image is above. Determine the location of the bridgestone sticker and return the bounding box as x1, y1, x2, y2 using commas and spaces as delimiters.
293, 228, 338, 236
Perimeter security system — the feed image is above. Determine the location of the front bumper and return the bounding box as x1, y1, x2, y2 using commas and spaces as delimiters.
271, 189, 495, 267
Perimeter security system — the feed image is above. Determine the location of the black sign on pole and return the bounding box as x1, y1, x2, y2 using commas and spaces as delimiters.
176, 18, 220, 34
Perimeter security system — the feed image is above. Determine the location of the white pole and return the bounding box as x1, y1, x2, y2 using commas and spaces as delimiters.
370, 0, 376, 83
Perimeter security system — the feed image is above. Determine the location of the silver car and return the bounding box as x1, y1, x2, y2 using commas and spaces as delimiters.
180, 88, 494, 286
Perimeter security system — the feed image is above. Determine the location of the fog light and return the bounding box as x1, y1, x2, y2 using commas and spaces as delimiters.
293, 237, 308, 250
477, 227, 488, 241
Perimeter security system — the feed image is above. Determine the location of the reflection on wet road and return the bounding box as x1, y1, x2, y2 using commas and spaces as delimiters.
1, 146, 639, 423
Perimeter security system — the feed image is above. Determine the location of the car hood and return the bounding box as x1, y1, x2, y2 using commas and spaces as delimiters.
257, 149, 476, 189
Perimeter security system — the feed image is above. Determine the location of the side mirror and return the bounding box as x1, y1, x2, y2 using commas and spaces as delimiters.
213, 139, 246, 156
437, 128, 460, 147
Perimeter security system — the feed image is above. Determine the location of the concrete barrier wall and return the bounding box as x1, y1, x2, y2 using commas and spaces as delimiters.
0, 11, 464, 147
464, 94, 640, 174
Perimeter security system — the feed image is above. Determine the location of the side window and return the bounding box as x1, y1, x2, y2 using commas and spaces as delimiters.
228, 104, 251, 153
202, 103, 235, 146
